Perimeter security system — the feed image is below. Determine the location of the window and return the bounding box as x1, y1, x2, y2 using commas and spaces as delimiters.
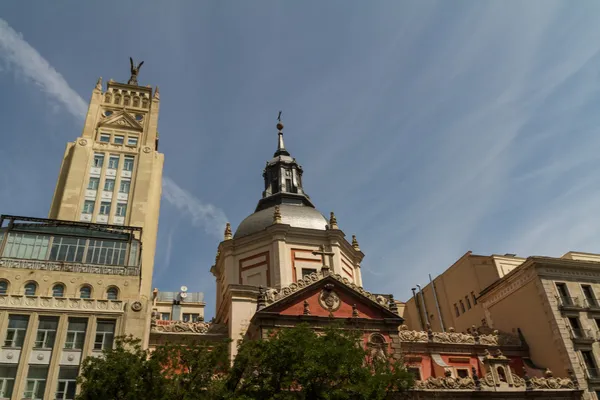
465, 296, 471, 309
0, 365, 17, 399
454, 303, 460, 317
556, 283, 571, 304
161, 313, 170, 321
119, 180, 131, 193
183, 313, 200, 322
93, 153, 104, 168
123, 96, 130, 106
34, 317, 58, 349
99, 202, 111, 215
94, 320, 115, 350
52, 284, 65, 298
123, 156, 134, 171
55, 367, 78, 400
85, 240, 127, 266
79, 286, 92, 299
2, 233, 49, 260
104, 179, 115, 191
582, 285, 597, 307
115, 203, 127, 217
301, 268, 316, 278
82, 200, 95, 214
127, 136, 138, 146
568, 317, 584, 338
457, 369, 469, 378
0, 280, 7, 295
65, 318, 87, 350
471, 291, 477, 305
407, 367, 421, 381
285, 179, 292, 192
4, 315, 29, 347
24, 282, 37, 296
106, 287, 118, 300
49, 237, 86, 263
87, 177, 100, 190
114, 135, 124, 145
582, 350, 598, 378
108, 155, 119, 169
99, 133, 110, 143
459, 300, 466, 313
23, 366, 48, 400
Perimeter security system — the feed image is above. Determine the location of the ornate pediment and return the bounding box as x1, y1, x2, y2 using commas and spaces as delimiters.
98, 111, 143, 131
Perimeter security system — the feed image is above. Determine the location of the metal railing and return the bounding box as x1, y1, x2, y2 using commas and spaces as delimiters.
557, 296, 584, 310
569, 328, 595, 341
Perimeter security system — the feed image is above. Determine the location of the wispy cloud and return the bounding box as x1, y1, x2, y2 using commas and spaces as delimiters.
162, 177, 228, 238
0, 18, 87, 119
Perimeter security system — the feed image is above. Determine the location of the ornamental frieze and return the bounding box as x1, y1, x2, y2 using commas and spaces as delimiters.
415, 372, 476, 390
397, 325, 521, 347
151, 320, 227, 335
0, 258, 139, 277
0, 294, 124, 313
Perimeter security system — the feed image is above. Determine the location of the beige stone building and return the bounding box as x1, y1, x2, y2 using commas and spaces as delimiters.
404, 251, 600, 400
0, 66, 163, 400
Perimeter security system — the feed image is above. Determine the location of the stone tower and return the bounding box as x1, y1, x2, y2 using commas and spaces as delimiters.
48, 66, 164, 297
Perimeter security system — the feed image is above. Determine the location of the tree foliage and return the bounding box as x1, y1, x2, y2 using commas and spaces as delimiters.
77, 325, 413, 400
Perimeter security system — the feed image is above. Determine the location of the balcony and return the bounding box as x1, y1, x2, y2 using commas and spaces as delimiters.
585, 298, 600, 312
0, 294, 124, 313
585, 368, 600, 384
569, 328, 596, 345
556, 296, 585, 312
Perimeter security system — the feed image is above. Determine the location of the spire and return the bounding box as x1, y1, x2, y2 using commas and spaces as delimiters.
329, 212, 339, 230
274, 112, 290, 157
255, 113, 316, 212
95, 77, 103, 91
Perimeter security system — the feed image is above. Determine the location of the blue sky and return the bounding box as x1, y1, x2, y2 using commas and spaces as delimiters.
2, 1, 600, 318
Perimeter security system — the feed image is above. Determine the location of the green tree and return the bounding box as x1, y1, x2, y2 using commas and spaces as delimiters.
226, 324, 413, 400
76, 336, 169, 400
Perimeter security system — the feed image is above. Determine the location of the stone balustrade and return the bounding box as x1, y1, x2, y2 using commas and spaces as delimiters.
0, 257, 140, 276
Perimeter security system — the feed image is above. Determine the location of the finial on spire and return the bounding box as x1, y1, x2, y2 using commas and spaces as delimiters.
224, 223, 232, 240
95, 77, 103, 91
273, 205, 282, 224
128, 57, 144, 85
352, 235, 360, 251
329, 212, 339, 230
153, 86, 160, 100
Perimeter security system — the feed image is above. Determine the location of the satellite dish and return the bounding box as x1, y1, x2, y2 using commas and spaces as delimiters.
180, 292, 188, 299
180, 286, 188, 292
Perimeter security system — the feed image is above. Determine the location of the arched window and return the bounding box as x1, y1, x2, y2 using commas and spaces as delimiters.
133, 97, 140, 107
24, 282, 37, 296
0, 280, 8, 295
52, 284, 65, 298
497, 367, 507, 382
114, 94, 121, 105
104, 93, 112, 103
123, 95, 130, 106
142, 98, 149, 108
106, 287, 119, 300
79, 286, 92, 299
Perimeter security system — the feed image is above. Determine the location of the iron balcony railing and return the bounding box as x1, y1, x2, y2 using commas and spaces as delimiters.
569, 328, 596, 342
556, 296, 584, 310
585, 298, 600, 310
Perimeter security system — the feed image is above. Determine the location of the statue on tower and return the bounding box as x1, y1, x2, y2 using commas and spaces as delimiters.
128, 57, 144, 85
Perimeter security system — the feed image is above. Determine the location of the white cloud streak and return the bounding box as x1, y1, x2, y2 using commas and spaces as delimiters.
0, 18, 87, 119
162, 177, 228, 238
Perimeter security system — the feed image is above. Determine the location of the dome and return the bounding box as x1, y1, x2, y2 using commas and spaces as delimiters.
234, 204, 328, 238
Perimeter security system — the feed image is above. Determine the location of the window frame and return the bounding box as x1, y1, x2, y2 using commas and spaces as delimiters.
51, 284, 65, 298
93, 320, 115, 351
108, 155, 119, 170
103, 179, 116, 192
87, 177, 100, 190
34, 317, 58, 349
79, 285, 92, 299
0, 280, 8, 295
99, 202, 111, 216
113, 135, 124, 145
99, 133, 110, 143
82, 200, 95, 214
115, 203, 127, 217
106, 287, 119, 300
123, 156, 134, 172
23, 366, 48, 400
119, 180, 131, 194
64, 318, 87, 350
0, 365, 17, 399
24, 282, 37, 296
127, 136, 138, 146
93, 153, 104, 168
4, 315, 29, 348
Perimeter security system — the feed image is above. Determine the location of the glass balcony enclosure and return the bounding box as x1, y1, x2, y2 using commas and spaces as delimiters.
0, 215, 141, 270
